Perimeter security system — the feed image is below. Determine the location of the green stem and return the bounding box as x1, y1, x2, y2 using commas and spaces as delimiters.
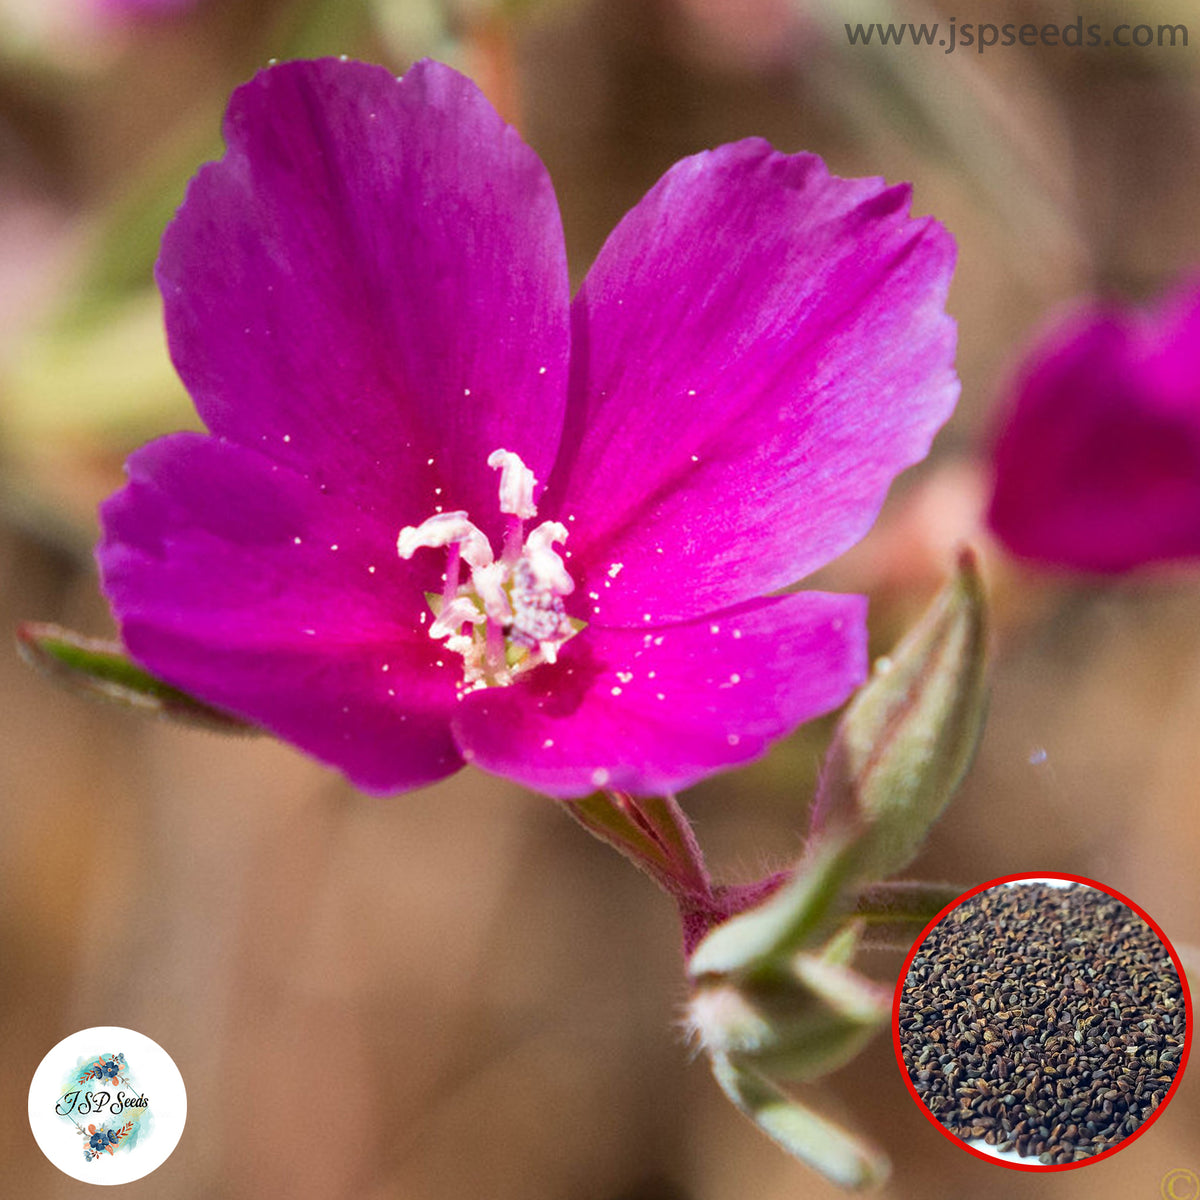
562, 790, 712, 903
851, 880, 963, 950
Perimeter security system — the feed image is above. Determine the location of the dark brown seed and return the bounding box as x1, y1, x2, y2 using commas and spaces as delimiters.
897, 882, 1185, 1162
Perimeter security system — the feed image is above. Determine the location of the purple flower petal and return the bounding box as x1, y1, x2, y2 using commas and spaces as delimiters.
987, 279, 1200, 573
157, 58, 570, 546
97, 60, 962, 798
99, 433, 463, 792
450, 592, 866, 798
544, 141, 958, 625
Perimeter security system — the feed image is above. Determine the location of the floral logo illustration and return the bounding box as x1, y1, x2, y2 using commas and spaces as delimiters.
54, 1052, 152, 1162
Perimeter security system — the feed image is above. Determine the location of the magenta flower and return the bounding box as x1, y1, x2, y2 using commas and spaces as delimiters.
988, 277, 1200, 574
97, 58, 957, 798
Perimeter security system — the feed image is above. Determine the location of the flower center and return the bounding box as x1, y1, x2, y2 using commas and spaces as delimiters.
397, 449, 583, 693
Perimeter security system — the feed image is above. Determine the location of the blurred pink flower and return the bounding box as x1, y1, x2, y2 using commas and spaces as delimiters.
94, 0, 198, 18
987, 278, 1200, 573
672, 0, 815, 69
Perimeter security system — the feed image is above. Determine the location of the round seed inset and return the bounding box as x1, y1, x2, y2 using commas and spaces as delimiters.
893, 875, 1190, 1171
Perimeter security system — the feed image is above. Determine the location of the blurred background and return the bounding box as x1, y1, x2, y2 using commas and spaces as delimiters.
2, 0, 1199, 1195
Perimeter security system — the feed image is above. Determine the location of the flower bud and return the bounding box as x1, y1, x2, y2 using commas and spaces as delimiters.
810, 546, 988, 879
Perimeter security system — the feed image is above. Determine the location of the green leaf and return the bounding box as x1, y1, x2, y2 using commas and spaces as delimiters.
789, 953, 890, 1027
816, 919, 863, 967
690, 951, 889, 1083
687, 831, 859, 981
709, 1053, 890, 1189
16, 622, 256, 734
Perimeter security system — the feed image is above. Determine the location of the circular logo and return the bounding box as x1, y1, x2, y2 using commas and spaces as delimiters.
28, 1027, 186, 1184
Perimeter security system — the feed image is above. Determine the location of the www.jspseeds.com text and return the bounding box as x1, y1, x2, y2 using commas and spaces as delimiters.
846, 18, 1189, 53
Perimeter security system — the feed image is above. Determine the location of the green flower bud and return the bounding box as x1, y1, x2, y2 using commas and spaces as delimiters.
810, 547, 988, 879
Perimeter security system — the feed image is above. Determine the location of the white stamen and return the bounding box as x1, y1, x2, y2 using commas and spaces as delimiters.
397, 512, 492, 569
471, 562, 512, 623
523, 521, 573, 595
396, 450, 584, 690
444, 634, 475, 658
487, 449, 538, 519
430, 596, 485, 639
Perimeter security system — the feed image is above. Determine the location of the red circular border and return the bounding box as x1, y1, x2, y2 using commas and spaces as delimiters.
891, 871, 1193, 1172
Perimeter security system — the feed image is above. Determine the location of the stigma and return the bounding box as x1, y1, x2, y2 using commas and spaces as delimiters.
397, 449, 583, 692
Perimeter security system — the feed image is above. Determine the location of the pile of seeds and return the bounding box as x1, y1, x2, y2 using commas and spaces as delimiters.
898, 882, 1186, 1165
